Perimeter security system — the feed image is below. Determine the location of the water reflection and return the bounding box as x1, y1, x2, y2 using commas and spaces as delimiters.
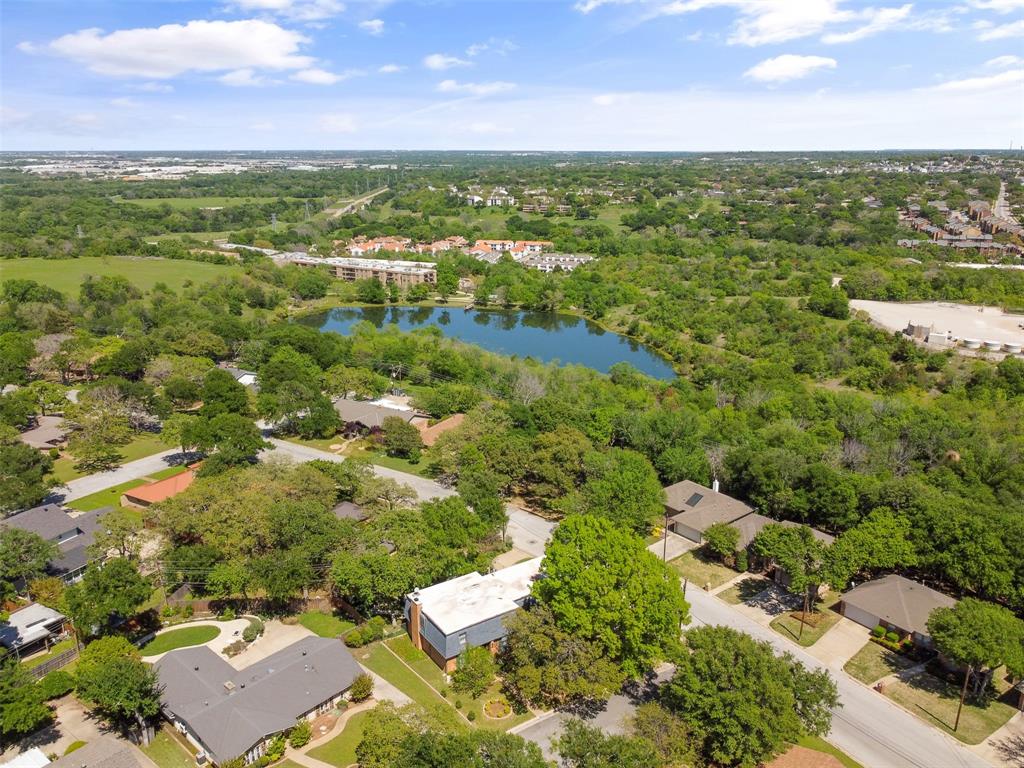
301, 306, 675, 380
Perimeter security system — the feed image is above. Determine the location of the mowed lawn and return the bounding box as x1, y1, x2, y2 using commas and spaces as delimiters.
843, 641, 917, 685
769, 594, 842, 648
1, 256, 243, 296
297, 611, 356, 638
140, 625, 220, 656
668, 550, 737, 591
141, 729, 195, 768
883, 673, 1018, 744
307, 709, 370, 768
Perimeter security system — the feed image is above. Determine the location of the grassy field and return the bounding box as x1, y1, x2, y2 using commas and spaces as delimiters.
307, 709, 370, 767
796, 735, 864, 768
140, 625, 220, 656
883, 673, 1018, 744
53, 433, 172, 484
717, 575, 770, 605
843, 641, 917, 685
67, 464, 188, 513
352, 642, 464, 731
1, 256, 243, 296
769, 594, 842, 647
141, 729, 195, 768
297, 611, 356, 638
668, 550, 737, 591
117, 195, 305, 209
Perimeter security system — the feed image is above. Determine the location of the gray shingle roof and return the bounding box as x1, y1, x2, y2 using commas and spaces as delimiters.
841, 574, 956, 637
664, 480, 753, 532
333, 399, 415, 428
154, 636, 360, 764
0, 505, 107, 577
332, 501, 368, 522
0, 602, 66, 650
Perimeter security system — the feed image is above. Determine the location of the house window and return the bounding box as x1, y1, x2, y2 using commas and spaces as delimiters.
458, 632, 467, 648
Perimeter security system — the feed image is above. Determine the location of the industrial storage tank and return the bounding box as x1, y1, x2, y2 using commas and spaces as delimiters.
962, 338, 982, 349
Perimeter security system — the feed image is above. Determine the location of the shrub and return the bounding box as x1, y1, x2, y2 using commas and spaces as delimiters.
467, 711, 477, 721
349, 672, 374, 702
264, 734, 286, 762
218, 607, 236, 621
183, 604, 194, 618
871, 625, 886, 638
160, 604, 175, 618
288, 719, 312, 748
242, 624, 259, 643
885, 630, 900, 644
736, 549, 749, 573
223, 639, 247, 657
363, 616, 386, 643
344, 629, 364, 647
38, 670, 75, 700
454, 699, 463, 709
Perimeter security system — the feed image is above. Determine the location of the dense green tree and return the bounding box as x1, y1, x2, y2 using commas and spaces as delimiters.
382, 415, 424, 460
535, 515, 688, 676
554, 719, 660, 768
0, 656, 52, 743
199, 368, 250, 419
703, 522, 740, 562
663, 625, 838, 768
356, 278, 388, 304
0, 527, 57, 589
825, 509, 917, 590
64, 558, 150, 636
452, 646, 497, 698
580, 448, 664, 533
75, 636, 161, 744
628, 702, 696, 768
0, 426, 54, 515
927, 598, 1024, 701
0, 332, 35, 386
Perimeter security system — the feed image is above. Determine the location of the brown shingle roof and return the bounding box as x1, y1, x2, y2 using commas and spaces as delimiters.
765, 744, 845, 768
664, 480, 752, 532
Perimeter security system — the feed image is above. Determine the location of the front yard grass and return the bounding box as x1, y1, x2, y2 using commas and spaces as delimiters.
795, 735, 864, 768
464, 680, 532, 732
140, 625, 220, 656
53, 433, 172, 485
297, 611, 356, 638
843, 641, 917, 685
717, 575, 769, 605
769, 594, 842, 647
352, 642, 464, 731
385, 635, 449, 690
668, 550, 736, 591
307, 709, 370, 767
141, 728, 195, 768
883, 672, 1017, 744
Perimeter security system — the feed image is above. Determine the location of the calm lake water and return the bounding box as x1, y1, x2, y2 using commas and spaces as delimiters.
302, 306, 677, 380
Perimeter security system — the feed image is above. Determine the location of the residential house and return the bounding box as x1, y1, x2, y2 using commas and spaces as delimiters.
18, 415, 68, 452
664, 480, 753, 543
405, 557, 541, 672
155, 636, 361, 766
0, 504, 108, 582
414, 413, 465, 447
332, 501, 369, 522
0, 602, 68, 659
219, 365, 259, 389
839, 574, 957, 647
122, 466, 199, 508
333, 398, 416, 434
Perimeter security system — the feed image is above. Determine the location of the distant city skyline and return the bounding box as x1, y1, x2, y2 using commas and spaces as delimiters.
2, 0, 1023, 151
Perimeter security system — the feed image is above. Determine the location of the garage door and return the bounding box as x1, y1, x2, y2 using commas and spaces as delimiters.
841, 602, 879, 631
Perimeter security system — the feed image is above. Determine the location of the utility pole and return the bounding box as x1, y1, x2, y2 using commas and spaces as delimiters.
954, 664, 972, 732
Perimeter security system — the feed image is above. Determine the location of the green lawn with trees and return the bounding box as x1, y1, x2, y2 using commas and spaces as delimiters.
139, 625, 220, 656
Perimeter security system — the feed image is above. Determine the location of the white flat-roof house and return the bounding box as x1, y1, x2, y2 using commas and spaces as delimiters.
405, 558, 541, 672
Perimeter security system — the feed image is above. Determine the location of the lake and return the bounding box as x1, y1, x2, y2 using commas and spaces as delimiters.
302, 306, 677, 380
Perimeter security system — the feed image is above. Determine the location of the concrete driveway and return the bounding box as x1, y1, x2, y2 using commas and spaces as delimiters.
647, 531, 697, 561
729, 582, 801, 627
0, 695, 109, 761
806, 616, 870, 667
226, 619, 315, 670
505, 505, 555, 557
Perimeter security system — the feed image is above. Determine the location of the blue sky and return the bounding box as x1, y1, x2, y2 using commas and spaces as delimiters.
2, 0, 1023, 150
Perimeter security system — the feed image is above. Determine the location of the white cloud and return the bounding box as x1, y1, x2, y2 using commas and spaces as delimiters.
219, 68, 268, 86
16, 41, 37, 54
290, 67, 360, 84
927, 68, 1024, 91
423, 53, 470, 70
249, 120, 275, 130
70, 113, 100, 127
969, 0, 1024, 12
821, 3, 912, 43
131, 82, 174, 93
986, 55, 1022, 68
359, 19, 385, 35
593, 93, 624, 106
976, 19, 1024, 39
684, 30, 703, 41
437, 79, 516, 96
45, 20, 312, 79
745, 54, 837, 82
317, 113, 356, 133
468, 121, 512, 134
378, 63, 405, 74
109, 97, 139, 107
466, 37, 518, 57
228, 0, 345, 22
